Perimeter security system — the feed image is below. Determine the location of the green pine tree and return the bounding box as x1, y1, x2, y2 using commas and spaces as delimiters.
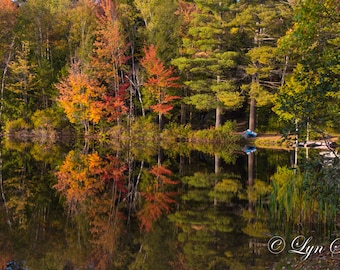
228, 0, 292, 131
172, 0, 244, 128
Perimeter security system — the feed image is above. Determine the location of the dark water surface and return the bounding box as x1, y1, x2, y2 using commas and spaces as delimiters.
0, 138, 339, 269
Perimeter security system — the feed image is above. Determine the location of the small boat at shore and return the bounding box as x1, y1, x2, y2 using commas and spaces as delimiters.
242, 129, 257, 139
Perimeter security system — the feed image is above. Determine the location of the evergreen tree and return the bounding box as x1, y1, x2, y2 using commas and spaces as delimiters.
172, 0, 244, 128
6, 41, 37, 122
228, 0, 292, 131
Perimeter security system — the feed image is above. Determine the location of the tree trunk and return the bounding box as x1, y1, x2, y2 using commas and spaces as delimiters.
294, 119, 298, 167
180, 103, 186, 125
179, 155, 185, 176
158, 112, 163, 130
249, 24, 260, 132
131, 48, 145, 117
249, 98, 256, 131
83, 120, 90, 136
281, 55, 289, 87
215, 105, 222, 129
216, 75, 222, 128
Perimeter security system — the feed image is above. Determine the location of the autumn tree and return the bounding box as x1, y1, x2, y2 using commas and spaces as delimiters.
1, 0, 78, 132
55, 61, 104, 135
55, 0, 130, 134
0, 0, 16, 55
116, 1, 146, 119
15, 0, 71, 66
91, 0, 130, 125
140, 45, 180, 129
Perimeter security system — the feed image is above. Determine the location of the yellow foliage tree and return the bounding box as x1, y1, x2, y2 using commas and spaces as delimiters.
55, 61, 104, 135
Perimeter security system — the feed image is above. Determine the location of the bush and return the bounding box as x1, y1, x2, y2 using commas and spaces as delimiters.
189, 121, 237, 143
31, 108, 61, 130
4, 118, 31, 135
161, 123, 191, 142
130, 117, 159, 141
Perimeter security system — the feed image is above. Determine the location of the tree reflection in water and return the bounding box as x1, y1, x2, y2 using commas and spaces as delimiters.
0, 139, 339, 269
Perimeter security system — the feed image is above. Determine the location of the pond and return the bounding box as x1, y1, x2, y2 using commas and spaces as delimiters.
0, 137, 339, 269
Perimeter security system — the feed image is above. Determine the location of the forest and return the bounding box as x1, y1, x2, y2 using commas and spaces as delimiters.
1, 0, 340, 269
0, 0, 339, 140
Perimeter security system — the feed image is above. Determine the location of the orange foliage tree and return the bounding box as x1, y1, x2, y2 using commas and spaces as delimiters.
56, 0, 130, 131
138, 165, 178, 232
140, 45, 180, 128
55, 61, 104, 135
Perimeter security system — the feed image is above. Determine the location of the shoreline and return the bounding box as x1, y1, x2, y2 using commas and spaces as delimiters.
248, 133, 339, 150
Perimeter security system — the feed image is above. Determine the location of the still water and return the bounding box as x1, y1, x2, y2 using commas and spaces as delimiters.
0, 138, 339, 269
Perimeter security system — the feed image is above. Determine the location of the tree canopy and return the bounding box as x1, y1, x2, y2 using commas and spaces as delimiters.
0, 0, 338, 137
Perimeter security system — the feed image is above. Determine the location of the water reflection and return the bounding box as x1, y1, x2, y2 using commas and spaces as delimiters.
0, 138, 339, 269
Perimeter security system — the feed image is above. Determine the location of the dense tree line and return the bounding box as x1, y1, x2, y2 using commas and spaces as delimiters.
0, 0, 339, 138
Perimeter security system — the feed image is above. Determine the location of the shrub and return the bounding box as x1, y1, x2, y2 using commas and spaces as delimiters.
4, 118, 31, 135
130, 117, 159, 141
31, 108, 61, 130
161, 123, 191, 142
189, 121, 237, 143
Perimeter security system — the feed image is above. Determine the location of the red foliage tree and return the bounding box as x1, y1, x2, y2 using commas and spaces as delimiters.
140, 45, 181, 128
91, 0, 130, 124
